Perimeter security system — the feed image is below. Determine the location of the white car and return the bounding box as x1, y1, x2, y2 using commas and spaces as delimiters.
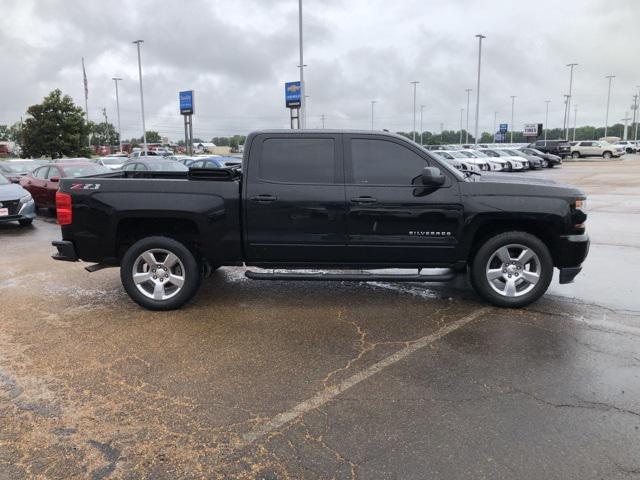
456, 149, 492, 172
571, 141, 624, 159
478, 149, 526, 171
614, 140, 637, 154
92, 157, 125, 170
431, 150, 481, 172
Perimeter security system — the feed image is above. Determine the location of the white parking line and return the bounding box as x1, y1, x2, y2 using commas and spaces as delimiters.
240, 307, 491, 446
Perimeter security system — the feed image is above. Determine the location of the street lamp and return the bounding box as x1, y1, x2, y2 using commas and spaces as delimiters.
493, 111, 498, 142
459, 108, 464, 144
371, 100, 377, 130
544, 100, 551, 142
604, 74, 615, 137
298, 0, 306, 129
132, 40, 147, 152
465, 88, 472, 143
573, 105, 578, 141
112, 77, 122, 153
420, 105, 425, 145
474, 34, 486, 145
410, 81, 420, 142
510, 96, 516, 143
564, 63, 578, 140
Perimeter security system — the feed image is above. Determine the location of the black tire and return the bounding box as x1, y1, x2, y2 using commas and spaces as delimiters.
469, 231, 553, 308
541, 159, 549, 168
120, 236, 201, 311
571, 151, 580, 159
18, 219, 33, 227
603, 151, 612, 159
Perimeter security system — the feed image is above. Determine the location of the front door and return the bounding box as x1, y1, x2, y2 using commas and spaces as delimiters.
343, 135, 463, 265
27, 166, 49, 207
244, 133, 347, 264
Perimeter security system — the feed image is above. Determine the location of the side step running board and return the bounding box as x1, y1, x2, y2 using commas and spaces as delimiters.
245, 269, 456, 282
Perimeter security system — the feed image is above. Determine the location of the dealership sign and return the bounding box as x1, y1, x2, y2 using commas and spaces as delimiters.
499, 123, 508, 134
179, 90, 194, 115
285, 81, 302, 108
523, 123, 539, 136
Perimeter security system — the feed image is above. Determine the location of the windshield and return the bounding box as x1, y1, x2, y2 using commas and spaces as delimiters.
100, 158, 123, 165
145, 161, 188, 172
502, 149, 522, 157
490, 150, 509, 157
62, 165, 110, 177
0, 173, 9, 185
0, 161, 41, 173
446, 151, 468, 159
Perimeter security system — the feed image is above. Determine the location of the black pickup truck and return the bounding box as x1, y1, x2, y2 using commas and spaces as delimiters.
52, 130, 589, 310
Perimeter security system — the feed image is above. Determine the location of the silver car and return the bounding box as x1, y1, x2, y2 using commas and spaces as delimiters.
0, 173, 36, 227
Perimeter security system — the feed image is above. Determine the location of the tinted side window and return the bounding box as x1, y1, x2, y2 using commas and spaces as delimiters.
260, 138, 335, 184
351, 139, 428, 185
581, 142, 592, 147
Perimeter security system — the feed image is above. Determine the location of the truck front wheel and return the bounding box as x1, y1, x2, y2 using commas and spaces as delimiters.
470, 231, 553, 308
120, 236, 201, 310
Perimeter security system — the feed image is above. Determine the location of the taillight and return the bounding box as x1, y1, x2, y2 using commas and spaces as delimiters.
56, 191, 72, 225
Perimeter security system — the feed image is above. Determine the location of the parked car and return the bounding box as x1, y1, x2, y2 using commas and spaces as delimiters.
432, 150, 488, 172
0, 173, 36, 226
570, 141, 624, 159
614, 140, 637, 154
517, 147, 562, 167
189, 156, 242, 169
457, 149, 504, 171
52, 129, 589, 310
478, 149, 526, 171
129, 150, 161, 159
20, 162, 110, 209
498, 148, 544, 169
92, 157, 126, 170
529, 140, 572, 158
0, 160, 48, 183
431, 150, 480, 172
120, 159, 189, 172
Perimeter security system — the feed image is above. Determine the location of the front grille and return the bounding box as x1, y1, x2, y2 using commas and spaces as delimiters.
0, 199, 20, 215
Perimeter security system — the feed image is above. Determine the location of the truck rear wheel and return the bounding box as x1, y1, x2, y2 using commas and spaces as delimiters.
470, 231, 553, 308
120, 236, 200, 310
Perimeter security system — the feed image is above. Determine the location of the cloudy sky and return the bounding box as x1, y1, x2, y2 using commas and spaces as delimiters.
1, 0, 639, 141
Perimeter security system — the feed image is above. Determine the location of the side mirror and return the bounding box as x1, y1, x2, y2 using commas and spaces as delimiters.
50, 176, 60, 182
421, 167, 445, 186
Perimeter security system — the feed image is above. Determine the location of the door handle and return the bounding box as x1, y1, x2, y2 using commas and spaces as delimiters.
251, 194, 277, 203
351, 196, 377, 204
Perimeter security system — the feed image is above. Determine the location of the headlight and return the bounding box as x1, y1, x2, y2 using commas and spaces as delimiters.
19, 193, 33, 204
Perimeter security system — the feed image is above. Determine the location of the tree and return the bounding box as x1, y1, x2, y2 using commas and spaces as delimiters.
144, 131, 162, 143
20, 89, 90, 159
89, 121, 119, 146
0, 125, 9, 141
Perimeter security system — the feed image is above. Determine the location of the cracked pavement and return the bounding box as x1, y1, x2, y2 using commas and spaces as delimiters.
1, 157, 640, 479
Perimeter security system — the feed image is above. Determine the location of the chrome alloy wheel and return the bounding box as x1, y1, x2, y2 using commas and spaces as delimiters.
485, 244, 541, 297
132, 249, 185, 300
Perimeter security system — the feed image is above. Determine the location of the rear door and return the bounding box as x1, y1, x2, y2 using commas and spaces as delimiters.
343, 134, 463, 265
44, 166, 62, 207
244, 133, 347, 263
28, 166, 49, 205
579, 141, 594, 155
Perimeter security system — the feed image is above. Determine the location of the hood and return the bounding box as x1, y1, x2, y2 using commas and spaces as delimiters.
473, 173, 560, 186
0, 182, 29, 201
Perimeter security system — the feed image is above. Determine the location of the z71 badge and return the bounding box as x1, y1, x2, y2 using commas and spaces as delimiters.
70, 183, 101, 190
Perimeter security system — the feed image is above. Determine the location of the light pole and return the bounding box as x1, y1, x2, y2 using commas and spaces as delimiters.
132, 40, 147, 152
112, 77, 122, 152
371, 100, 376, 130
474, 34, 486, 145
634, 88, 640, 141
420, 105, 425, 145
298, 0, 306, 129
562, 94, 570, 140
510, 96, 516, 143
320, 114, 326, 129
465, 88, 472, 143
622, 112, 631, 140
459, 108, 464, 144
493, 111, 498, 142
410, 81, 419, 142
544, 100, 550, 141
573, 105, 578, 141
604, 74, 615, 138
564, 63, 578, 140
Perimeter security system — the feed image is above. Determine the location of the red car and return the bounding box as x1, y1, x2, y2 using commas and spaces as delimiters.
20, 162, 109, 209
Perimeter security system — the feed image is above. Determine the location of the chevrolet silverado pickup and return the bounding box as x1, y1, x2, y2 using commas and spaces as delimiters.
52, 130, 589, 310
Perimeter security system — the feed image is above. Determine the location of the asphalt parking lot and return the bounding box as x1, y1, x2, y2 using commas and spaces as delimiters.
2, 157, 640, 479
